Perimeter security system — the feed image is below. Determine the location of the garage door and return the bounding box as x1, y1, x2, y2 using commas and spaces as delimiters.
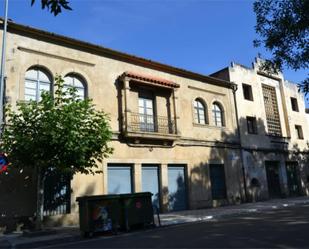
108, 164, 132, 194
168, 165, 187, 211
142, 165, 160, 210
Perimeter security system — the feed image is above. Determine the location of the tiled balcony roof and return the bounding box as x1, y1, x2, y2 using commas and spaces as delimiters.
123, 71, 180, 88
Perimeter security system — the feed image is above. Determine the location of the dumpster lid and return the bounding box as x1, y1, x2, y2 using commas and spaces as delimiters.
76, 194, 120, 202
118, 192, 153, 198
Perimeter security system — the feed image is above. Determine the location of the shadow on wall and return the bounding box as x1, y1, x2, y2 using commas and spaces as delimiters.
290, 143, 309, 195
188, 117, 282, 209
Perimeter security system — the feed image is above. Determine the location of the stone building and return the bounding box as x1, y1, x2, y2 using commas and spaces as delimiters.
0, 20, 307, 227
211, 59, 309, 202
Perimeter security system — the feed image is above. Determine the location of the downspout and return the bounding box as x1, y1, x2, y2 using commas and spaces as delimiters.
232, 83, 248, 202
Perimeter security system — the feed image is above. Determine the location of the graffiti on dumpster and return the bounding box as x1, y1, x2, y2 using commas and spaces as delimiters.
92, 206, 112, 232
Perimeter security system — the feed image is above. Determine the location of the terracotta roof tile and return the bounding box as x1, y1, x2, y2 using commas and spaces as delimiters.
123, 71, 180, 88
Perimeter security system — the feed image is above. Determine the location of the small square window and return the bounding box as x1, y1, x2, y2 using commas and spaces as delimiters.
295, 125, 304, 139
242, 84, 253, 101
247, 116, 258, 134
291, 97, 299, 112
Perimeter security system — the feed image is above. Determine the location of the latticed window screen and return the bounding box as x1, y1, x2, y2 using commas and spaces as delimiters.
262, 84, 282, 136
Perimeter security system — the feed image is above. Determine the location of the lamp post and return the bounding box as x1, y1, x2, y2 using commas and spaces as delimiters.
0, 0, 8, 133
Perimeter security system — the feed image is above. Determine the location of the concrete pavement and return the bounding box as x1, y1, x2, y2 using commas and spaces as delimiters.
1, 196, 309, 248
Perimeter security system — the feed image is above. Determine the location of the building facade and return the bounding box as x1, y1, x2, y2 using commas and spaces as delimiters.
0, 20, 245, 226
0, 20, 308, 228
211, 59, 309, 202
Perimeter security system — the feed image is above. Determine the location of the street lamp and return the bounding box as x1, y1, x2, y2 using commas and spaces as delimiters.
0, 0, 8, 133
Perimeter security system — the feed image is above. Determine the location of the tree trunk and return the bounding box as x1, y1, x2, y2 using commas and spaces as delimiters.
35, 167, 44, 230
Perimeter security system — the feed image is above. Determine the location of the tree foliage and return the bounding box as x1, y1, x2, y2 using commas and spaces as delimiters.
1, 75, 113, 175
31, 0, 72, 16
253, 0, 309, 91
0, 75, 113, 229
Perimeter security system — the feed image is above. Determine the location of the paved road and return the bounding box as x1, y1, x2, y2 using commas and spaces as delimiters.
42, 204, 309, 248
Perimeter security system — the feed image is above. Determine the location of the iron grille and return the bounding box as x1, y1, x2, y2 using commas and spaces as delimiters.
262, 84, 282, 136
43, 171, 71, 216
130, 112, 176, 134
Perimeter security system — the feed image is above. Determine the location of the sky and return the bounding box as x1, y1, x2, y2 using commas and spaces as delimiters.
0, 0, 307, 99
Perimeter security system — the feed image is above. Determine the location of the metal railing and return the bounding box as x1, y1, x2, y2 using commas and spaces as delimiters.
130, 112, 176, 135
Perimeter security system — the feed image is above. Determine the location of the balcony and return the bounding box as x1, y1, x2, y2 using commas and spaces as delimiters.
124, 112, 179, 141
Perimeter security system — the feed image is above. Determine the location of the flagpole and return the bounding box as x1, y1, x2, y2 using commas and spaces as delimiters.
0, 0, 8, 133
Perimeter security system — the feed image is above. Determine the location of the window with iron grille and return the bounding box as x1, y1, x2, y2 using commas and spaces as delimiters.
242, 83, 253, 101
262, 84, 282, 136
290, 97, 299, 112
295, 125, 304, 139
43, 171, 71, 216
246, 116, 258, 134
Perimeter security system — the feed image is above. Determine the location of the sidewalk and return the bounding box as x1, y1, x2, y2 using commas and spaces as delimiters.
1, 196, 309, 249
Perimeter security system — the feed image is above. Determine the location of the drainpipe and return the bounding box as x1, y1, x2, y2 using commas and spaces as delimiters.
232, 83, 248, 202
0, 0, 8, 134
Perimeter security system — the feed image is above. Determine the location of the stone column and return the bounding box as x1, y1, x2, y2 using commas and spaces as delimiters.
123, 78, 132, 132
172, 88, 180, 135
160, 164, 169, 212
133, 163, 142, 193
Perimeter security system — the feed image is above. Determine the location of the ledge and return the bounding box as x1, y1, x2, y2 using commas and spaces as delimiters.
124, 131, 180, 141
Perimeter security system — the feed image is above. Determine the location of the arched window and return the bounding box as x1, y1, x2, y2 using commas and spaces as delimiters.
64, 74, 86, 100
25, 68, 52, 101
212, 102, 224, 127
194, 99, 207, 124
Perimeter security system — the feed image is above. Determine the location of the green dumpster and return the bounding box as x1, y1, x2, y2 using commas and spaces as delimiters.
76, 194, 121, 237
119, 192, 154, 231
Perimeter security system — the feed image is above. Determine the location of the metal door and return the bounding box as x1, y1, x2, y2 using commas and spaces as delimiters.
108, 165, 132, 194
265, 161, 281, 198
168, 165, 187, 211
142, 165, 160, 210
286, 162, 301, 196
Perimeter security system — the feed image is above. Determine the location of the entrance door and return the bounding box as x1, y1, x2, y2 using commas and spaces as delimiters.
209, 164, 227, 200
142, 165, 160, 210
286, 162, 301, 196
265, 161, 281, 198
168, 165, 187, 211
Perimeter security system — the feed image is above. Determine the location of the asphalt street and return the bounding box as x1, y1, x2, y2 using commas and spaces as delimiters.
36, 204, 309, 248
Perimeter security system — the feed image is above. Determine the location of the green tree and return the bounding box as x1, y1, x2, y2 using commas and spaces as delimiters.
0, 75, 113, 229
253, 0, 309, 92
31, 0, 72, 16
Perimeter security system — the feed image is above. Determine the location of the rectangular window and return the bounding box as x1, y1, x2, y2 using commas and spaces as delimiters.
108, 164, 133, 194
209, 164, 227, 200
142, 165, 160, 210
242, 84, 253, 101
168, 165, 187, 211
138, 97, 155, 132
291, 97, 299, 112
262, 84, 282, 136
246, 116, 258, 134
295, 125, 304, 139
